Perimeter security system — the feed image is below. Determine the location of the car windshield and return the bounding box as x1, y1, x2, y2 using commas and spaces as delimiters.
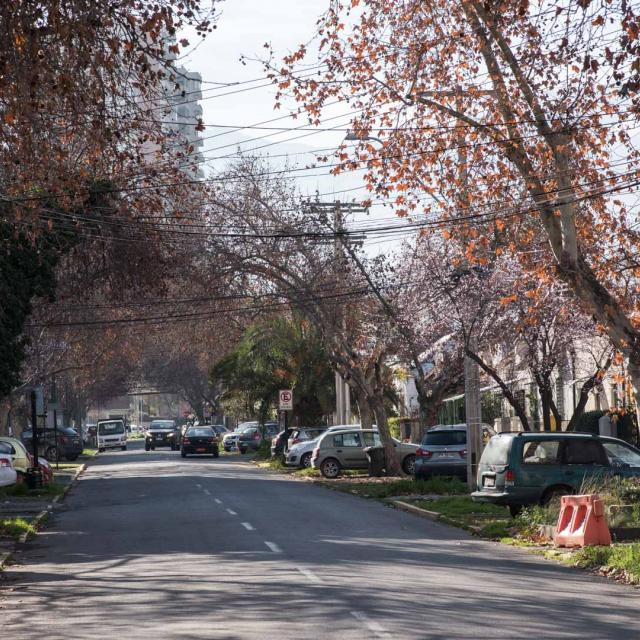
423, 430, 466, 446
481, 436, 512, 465
603, 442, 640, 466
150, 421, 174, 430
98, 422, 125, 435
186, 428, 214, 437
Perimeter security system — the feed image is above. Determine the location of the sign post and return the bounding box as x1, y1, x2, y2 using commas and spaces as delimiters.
278, 390, 293, 445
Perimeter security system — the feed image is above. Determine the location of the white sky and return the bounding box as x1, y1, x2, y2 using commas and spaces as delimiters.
177, 0, 407, 256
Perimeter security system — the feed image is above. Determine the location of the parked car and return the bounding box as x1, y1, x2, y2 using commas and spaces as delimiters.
181, 426, 219, 458
237, 423, 280, 453
285, 425, 370, 468
0, 437, 53, 484
311, 428, 418, 478
223, 422, 258, 452
414, 424, 496, 481
472, 431, 640, 516
211, 424, 229, 437
0, 444, 18, 487
287, 427, 327, 451
22, 427, 83, 462
144, 420, 179, 451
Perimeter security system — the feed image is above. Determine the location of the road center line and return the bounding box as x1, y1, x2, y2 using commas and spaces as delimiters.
297, 567, 322, 583
214, 498, 222, 504
350, 611, 390, 639
264, 541, 282, 553
226, 508, 237, 515
203, 489, 211, 495
241, 522, 254, 531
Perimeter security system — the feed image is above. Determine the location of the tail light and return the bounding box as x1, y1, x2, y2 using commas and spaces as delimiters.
0, 458, 10, 468
459, 449, 467, 458
183, 438, 191, 445
416, 448, 432, 458
292, 438, 302, 444
60, 436, 69, 444
505, 469, 515, 485
312, 447, 320, 458
253, 433, 260, 440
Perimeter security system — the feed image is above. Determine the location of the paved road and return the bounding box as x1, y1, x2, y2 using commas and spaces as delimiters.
1, 441, 639, 639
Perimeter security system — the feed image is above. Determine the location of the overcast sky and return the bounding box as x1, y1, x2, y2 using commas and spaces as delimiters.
177, 1, 405, 255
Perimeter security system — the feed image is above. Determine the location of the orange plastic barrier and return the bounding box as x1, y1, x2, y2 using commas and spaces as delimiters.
554, 494, 611, 548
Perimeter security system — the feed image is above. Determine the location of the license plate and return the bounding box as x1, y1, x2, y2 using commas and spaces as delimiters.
484, 476, 496, 487
196, 448, 206, 453
435, 452, 453, 458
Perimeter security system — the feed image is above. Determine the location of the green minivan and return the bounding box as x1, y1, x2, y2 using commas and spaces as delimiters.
472, 432, 640, 516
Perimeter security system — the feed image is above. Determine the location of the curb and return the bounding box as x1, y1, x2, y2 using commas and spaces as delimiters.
1, 462, 87, 570
391, 499, 441, 521
52, 462, 86, 505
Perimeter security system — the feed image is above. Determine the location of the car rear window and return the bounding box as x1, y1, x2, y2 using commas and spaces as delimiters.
423, 431, 466, 446
187, 428, 214, 437
481, 436, 512, 465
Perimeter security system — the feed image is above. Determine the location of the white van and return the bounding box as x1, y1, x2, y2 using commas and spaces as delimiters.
97, 420, 128, 452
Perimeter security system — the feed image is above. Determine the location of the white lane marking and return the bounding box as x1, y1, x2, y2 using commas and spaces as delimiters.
203, 489, 211, 495
195, 484, 202, 489
297, 567, 322, 584
350, 611, 391, 639
241, 522, 255, 531
226, 508, 237, 515
214, 498, 222, 504
264, 541, 282, 553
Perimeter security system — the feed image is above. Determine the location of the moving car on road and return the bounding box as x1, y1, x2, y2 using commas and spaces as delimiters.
311, 428, 418, 478
472, 431, 640, 516
414, 424, 495, 481
144, 420, 179, 451
181, 426, 219, 458
97, 420, 128, 452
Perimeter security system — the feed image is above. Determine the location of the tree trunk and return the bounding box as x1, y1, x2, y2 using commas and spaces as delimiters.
465, 349, 531, 431
356, 390, 374, 429
369, 394, 403, 476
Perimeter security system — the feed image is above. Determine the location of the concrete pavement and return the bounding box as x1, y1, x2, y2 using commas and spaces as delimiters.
1, 441, 639, 639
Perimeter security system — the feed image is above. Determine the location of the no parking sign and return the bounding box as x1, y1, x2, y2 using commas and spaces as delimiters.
278, 390, 293, 411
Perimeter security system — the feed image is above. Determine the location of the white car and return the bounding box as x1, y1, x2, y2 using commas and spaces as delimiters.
285, 425, 370, 468
223, 422, 258, 451
0, 445, 18, 487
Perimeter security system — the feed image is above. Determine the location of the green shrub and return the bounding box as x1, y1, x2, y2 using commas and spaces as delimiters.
0, 517, 36, 539
480, 521, 512, 539
572, 410, 606, 434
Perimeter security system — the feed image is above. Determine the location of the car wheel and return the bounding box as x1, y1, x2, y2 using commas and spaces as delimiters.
150, 445, 155, 451
300, 452, 312, 468
508, 504, 523, 518
320, 458, 341, 479
541, 485, 573, 509
121, 446, 127, 451
402, 454, 416, 475
45, 446, 58, 463
144, 443, 150, 451
213, 449, 219, 458
181, 451, 187, 458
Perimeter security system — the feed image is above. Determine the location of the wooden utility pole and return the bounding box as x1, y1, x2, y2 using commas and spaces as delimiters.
415, 86, 496, 488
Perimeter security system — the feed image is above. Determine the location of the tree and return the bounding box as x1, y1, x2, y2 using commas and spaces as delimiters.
211, 316, 335, 426
272, 0, 640, 418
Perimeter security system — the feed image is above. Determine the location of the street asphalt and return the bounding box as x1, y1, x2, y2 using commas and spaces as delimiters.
1, 440, 639, 639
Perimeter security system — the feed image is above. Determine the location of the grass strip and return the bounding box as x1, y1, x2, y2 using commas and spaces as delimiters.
0, 517, 37, 540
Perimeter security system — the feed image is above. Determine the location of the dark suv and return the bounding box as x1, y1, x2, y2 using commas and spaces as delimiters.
472, 431, 640, 516
22, 427, 83, 462
145, 420, 180, 451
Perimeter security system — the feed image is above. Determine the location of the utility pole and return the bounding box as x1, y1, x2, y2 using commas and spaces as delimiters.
415, 86, 496, 489
307, 200, 366, 425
